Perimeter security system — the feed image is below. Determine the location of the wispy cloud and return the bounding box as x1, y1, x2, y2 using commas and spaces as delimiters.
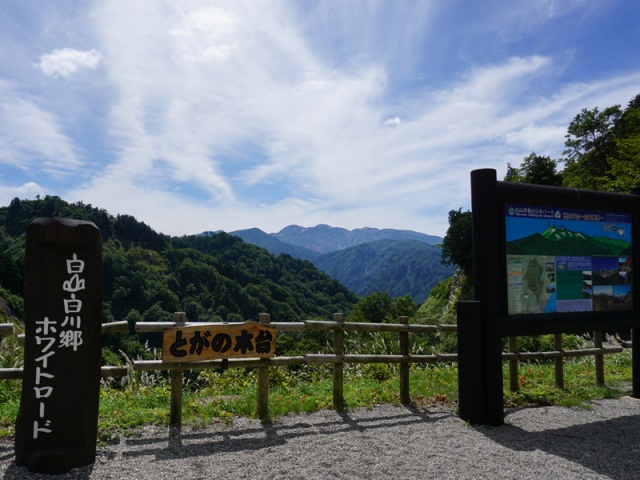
0, 0, 638, 237
0, 81, 81, 174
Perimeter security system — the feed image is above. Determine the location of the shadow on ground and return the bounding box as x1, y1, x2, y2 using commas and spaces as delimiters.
475, 408, 640, 479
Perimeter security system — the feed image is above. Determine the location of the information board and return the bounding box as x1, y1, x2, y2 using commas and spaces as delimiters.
505, 204, 632, 315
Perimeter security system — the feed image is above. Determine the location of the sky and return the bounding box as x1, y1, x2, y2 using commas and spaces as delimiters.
0, 1, 639, 238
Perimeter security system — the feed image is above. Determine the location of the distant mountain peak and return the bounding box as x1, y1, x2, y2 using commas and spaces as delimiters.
226, 224, 448, 302
273, 224, 442, 254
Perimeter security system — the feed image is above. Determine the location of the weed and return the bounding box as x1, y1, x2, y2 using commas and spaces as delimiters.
0, 352, 634, 438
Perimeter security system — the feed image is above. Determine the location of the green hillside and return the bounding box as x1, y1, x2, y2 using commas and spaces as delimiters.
315, 239, 454, 303
0, 196, 359, 359
230, 228, 320, 262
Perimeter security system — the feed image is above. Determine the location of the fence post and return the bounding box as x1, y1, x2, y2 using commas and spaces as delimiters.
399, 316, 410, 404
257, 313, 271, 420
594, 330, 605, 386
170, 312, 186, 429
508, 337, 518, 392
553, 333, 564, 389
333, 313, 345, 411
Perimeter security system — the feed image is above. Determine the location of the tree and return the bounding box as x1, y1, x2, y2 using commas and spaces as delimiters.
503, 163, 522, 183
561, 95, 640, 191
599, 94, 640, 192
505, 153, 562, 186
349, 292, 394, 323
561, 104, 622, 189
348, 292, 418, 323
441, 209, 473, 276
600, 135, 640, 192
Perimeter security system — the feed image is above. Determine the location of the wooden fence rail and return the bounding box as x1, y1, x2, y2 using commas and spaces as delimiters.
0, 314, 630, 427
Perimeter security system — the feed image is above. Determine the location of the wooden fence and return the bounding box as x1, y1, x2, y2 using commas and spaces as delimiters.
0, 313, 628, 427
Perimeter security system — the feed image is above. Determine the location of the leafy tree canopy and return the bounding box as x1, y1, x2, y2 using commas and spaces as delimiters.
347, 292, 418, 323
440, 209, 473, 276
561, 94, 640, 191
504, 153, 562, 186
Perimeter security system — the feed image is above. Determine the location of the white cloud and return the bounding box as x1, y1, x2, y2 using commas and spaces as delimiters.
36, 48, 103, 78
384, 117, 402, 127
0, 182, 45, 205
1, 0, 637, 239
72, 0, 640, 235
0, 81, 81, 173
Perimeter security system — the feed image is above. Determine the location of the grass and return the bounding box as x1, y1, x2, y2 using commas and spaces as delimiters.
503, 352, 632, 408
0, 352, 634, 441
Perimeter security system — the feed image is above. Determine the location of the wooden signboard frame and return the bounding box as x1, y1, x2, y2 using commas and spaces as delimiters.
458, 169, 640, 425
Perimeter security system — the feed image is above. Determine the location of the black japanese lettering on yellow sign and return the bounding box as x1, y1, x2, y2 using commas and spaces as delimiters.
162, 322, 276, 362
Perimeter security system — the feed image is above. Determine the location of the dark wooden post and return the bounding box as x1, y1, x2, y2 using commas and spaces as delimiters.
633, 328, 640, 398
333, 313, 345, 411
593, 330, 605, 386
508, 337, 518, 392
633, 187, 640, 399
399, 316, 410, 404
170, 312, 186, 428
457, 301, 485, 424
469, 169, 504, 425
257, 313, 270, 420
553, 333, 564, 389
15, 218, 102, 474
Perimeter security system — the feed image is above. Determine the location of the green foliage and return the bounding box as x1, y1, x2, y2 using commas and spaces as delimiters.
416, 277, 452, 322
315, 239, 454, 303
504, 153, 562, 186
504, 93, 640, 193
513, 334, 581, 353
504, 353, 630, 408
441, 209, 473, 276
561, 95, 640, 191
347, 292, 418, 324
562, 105, 622, 189
0, 197, 359, 360
3, 351, 630, 438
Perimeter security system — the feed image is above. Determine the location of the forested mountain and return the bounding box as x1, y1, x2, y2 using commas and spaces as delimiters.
272, 224, 442, 253
0, 197, 359, 359
230, 228, 320, 262
230, 227, 450, 302
314, 240, 454, 303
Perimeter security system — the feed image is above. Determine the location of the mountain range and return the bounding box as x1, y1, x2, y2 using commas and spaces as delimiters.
230, 225, 452, 303
272, 224, 442, 253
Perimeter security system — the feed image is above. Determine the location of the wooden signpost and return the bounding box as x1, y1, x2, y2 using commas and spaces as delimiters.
15, 218, 102, 474
162, 321, 277, 363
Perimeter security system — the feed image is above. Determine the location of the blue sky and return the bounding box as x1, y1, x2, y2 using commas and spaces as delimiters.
1, 1, 639, 237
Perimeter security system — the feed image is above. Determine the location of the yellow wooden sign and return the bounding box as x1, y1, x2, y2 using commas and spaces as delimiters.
162, 321, 277, 363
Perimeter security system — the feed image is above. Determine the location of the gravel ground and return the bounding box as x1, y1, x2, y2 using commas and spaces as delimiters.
1, 396, 640, 479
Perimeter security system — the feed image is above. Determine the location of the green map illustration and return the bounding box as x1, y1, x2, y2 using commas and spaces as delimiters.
507, 255, 555, 314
